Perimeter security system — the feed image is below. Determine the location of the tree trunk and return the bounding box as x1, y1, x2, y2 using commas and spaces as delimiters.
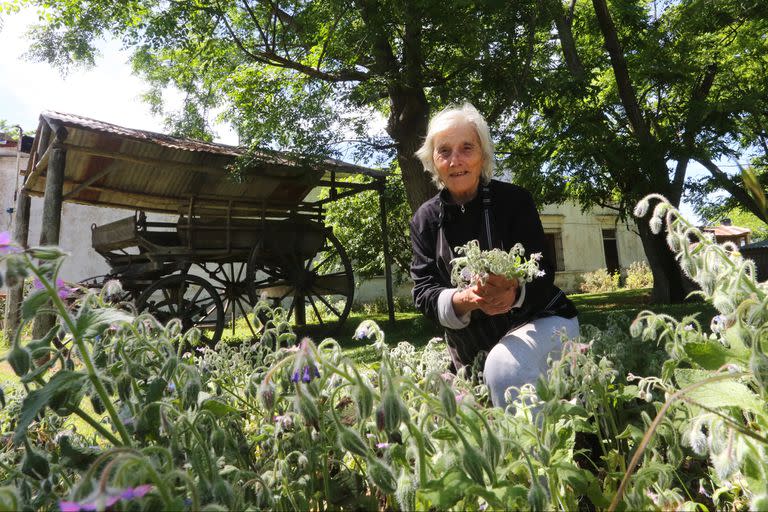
635, 219, 687, 303
386, 87, 437, 212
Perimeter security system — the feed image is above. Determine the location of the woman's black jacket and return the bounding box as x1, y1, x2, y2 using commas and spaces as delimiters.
409, 179, 577, 368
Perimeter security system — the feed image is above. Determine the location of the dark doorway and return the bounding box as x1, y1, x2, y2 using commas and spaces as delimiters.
544, 231, 565, 272
602, 229, 619, 274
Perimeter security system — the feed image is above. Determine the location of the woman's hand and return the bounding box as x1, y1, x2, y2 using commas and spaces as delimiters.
476, 274, 519, 315
452, 274, 519, 317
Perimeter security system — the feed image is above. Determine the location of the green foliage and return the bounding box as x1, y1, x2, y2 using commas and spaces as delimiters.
716, 208, 768, 242
580, 268, 621, 293
2, 193, 768, 511
323, 169, 412, 280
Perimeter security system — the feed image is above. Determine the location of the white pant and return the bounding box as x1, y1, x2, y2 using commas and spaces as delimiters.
483, 316, 579, 408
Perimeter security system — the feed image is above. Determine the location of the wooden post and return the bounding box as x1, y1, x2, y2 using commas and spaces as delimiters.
3, 189, 31, 340
32, 133, 67, 339
378, 181, 395, 324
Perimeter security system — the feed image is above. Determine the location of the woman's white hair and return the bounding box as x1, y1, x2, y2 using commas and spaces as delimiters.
415, 102, 495, 188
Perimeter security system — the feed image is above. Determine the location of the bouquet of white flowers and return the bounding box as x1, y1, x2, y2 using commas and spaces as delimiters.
449, 240, 545, 289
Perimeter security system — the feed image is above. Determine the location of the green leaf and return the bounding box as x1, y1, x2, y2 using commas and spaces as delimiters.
21, 290, 50, 321
59, 435, 99, 470
14, 371, 87, 444
466, 482, 528, 510
674, 369, 764, 414
430, 427, 459, 441
72, 305, 133, 340
684, 341, 748, 370
551, 461, 609, 506
200, 396, 239, 417
417, 468, 474, 510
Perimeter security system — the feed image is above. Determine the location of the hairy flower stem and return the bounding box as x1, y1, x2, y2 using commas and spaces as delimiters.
28, 263, 133, 446
600, 397, 627, 473
406, 422, 429, 487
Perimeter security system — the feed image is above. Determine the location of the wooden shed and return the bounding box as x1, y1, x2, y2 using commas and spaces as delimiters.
6, 111, 395, 338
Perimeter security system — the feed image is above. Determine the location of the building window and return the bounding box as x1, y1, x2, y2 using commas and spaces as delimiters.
602, 229, 620, 274
544, 231, 565, 272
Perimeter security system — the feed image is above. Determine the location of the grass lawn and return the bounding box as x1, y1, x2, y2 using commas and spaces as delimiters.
297, 287, 718, 362
569, 287, 717, 330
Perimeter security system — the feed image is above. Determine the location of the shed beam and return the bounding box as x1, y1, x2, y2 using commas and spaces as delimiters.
62, 143, 229, 176
32, 136, 67, 339
3, 189, 31, 341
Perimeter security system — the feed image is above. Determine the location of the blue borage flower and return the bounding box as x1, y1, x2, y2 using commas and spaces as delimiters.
33, 276, 74, 299
290, 365, 320, 383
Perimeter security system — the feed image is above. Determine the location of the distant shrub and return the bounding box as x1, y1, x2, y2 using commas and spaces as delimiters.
624, 261, 653, 289
580, 268, 620, 293
352, 295, 415, 315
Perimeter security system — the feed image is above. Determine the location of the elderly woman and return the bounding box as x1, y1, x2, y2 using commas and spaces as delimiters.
410, 103, 578, 408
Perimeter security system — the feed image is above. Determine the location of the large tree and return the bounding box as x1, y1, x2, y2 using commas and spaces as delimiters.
502, 0, 768, 302
8, 0, 543, 212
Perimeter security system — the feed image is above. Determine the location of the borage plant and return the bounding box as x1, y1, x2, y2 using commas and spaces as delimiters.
449, 240, 545, 289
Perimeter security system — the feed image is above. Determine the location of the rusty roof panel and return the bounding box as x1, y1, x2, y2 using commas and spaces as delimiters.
23, 111, 385, 213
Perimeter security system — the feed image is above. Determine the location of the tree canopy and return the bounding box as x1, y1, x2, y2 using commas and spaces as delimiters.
4, 0, 768, 302
502, 0, 768, 301
6, 0, 546, 211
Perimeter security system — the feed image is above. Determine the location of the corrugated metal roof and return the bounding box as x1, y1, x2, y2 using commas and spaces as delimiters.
702, 225, 752, 237
22, 111, 385, 214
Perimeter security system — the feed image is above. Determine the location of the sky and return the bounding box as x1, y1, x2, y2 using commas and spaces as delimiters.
0, 8, 237, 143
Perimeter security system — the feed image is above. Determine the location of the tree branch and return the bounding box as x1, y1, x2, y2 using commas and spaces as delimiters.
591, 0, 650, 147
548, 0, 586, 82
219, 9, 369, 82
241, 0, 269, 49
695, 156, 768, 223
673, 63, 718, 198
352, 0, 401, 76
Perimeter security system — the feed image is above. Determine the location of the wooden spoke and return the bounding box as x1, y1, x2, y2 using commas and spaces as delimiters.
247, 225, 353, 334
136, 273, 224, 346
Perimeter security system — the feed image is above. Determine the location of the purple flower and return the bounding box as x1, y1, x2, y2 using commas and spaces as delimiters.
33, 277, 74, 299
59, 485, 153, 512
0, 231, 20, 254
302, 366, 311, 383
290, 369, 301, 383
117, 485, 153, 500
353, 324, 370, 340
59, 503, 96, 512
376, 442, 390, 449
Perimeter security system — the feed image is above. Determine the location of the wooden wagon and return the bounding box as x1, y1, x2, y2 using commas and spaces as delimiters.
13, 111, 395, 343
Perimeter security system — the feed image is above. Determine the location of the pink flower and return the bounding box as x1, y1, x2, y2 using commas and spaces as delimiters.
0, 231, 20, 254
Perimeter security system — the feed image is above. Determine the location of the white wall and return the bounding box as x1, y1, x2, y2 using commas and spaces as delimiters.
0, 149, 172, 283
538, 202, 646, 292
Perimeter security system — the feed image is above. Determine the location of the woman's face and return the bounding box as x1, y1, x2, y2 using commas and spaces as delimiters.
432, 121, 484, 202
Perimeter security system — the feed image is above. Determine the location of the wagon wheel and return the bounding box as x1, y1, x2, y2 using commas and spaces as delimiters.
135, 273, 225, 345
194, 261, 261, 339
246, 229, 354, 333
